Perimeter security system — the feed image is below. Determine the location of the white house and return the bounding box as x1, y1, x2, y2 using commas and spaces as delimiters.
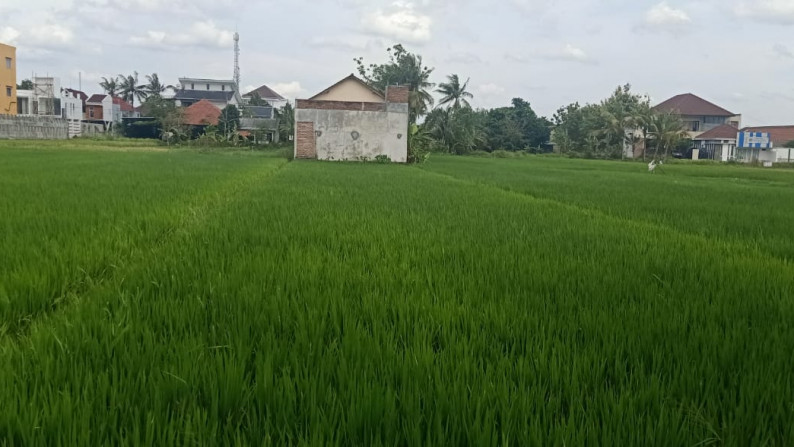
173, 78, 242, 109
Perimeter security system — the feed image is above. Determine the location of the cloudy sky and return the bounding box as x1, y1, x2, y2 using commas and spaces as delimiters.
1, 0, 793, 125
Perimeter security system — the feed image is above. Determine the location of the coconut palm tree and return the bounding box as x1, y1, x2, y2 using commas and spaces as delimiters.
436, 74, 473, 109
649, 111, 688, 161
118, 72, 148, 108
99, 76, 119, 97
144, 73, 174, 98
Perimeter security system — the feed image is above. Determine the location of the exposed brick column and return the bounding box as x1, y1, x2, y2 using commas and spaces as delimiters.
295, 121, 316, 159
385, 86, 410, 104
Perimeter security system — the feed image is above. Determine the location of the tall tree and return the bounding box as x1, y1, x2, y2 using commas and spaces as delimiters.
649, 111, 688, 161
16, 79, 33, 90
144, 73, 173, 98
218, 105, 241, 140
355, 44, 435, 123
99, 76, 119, 97
436, 74, 473, 109
118, 72, 148, 107
276, 102, 294, 143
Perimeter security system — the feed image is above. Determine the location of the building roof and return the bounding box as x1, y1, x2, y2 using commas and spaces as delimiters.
174, 90, 235, 102
654, 93, 735, 117
112, 96, 134, 112
244, 85, 285, 101
64, 88, 88, 101
244, 105, 274, 119
740, 126, 794, 147
694, 124, 739, 141
308, 74, 384, 101
86, 94, 107, 104
183, 99, 221, 126
179, 77, 236, 85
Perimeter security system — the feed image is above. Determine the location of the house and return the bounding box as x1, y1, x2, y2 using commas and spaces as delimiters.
174, 78, 241, 109
85, 94, 117, 126
243, 84, 286, 107
112, 96, 138, 118
693, 124, 738, 161
654, 93, 742, 139
240, 105, 279, 142
742, 126, 794, 163
1, 42, 16, 115
294, 74, 410, 162
182, 99, 221, 126
693, 125, 794, 163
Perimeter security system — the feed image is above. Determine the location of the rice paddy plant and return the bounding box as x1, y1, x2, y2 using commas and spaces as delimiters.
423, 155, 794, 261
1, 144, 793, 445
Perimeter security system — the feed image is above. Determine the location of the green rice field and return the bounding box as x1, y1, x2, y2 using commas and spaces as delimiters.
1, 141, 793, 445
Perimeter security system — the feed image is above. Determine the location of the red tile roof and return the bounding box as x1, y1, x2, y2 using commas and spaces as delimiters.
694, 124, 739, 141
86, 94, 107, 104
244, 84, 285, 101
183, 99, 221, 125
64, 88, 88, 101
740, 126, 794, 147
654, 93, 735, 117
112, 96, 134, 112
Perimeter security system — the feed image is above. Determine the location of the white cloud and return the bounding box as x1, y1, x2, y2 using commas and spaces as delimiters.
270, 81, 306, 100
445, 52, 484, 64
773, 43, 793, 59
363, 2, 432, 43
477, 83, 505, 96
735, 0, 794, 24
644, 2, 691, 32
506, 43, 596, 65
307, 36, 370, 51
0, 27, 21, 44
130, 21, 234, 49
28, 24, 75, 47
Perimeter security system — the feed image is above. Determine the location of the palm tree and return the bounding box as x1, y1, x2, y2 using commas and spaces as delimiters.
99, 76, 119, 97
649, 111, 688, 161
118, 72, 148, 107
144, 73, 174, 98
436, 74, 473, 109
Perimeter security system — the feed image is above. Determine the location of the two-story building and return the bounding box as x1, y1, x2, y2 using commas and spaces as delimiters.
173, 78, 242, 109
653, 93, 742, 139
1, 42, 17, 115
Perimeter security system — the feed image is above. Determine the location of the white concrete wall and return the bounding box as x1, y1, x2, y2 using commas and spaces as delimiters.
296, 104, 408, 162
180, 79, 234, 92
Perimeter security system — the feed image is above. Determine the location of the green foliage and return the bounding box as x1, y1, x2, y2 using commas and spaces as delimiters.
407, 123, 431, 164
16, 79, 33, 90
485, 98, 552, 152
1, 145, 793, 444
276, 102, 295, 143
374, 154, 391, 164
552, 85, 651, 159
784, 140, 794, 149
423, 107, 487, 154
117, 71, 148, 107
247, 92, 268, 106
218, 105, 241, 140
436, 74, 473, 109
355, 44, 435, 123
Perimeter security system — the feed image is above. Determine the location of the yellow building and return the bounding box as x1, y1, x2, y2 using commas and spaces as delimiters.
1, 42, 17, 115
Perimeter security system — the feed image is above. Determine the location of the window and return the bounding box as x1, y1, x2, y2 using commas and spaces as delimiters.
191, 83, 195, 89
5, 57, 11, 69
5, 86, 11, 97
683, 121, 700, 132
206, 84, 210, 90
89, 107, 95, 118
704, 116, 726, 124
222, 85, 225, 91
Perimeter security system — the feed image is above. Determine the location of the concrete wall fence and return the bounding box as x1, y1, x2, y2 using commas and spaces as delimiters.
0, 114, 68, 139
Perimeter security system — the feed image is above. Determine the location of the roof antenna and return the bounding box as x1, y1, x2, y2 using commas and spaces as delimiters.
233, 29, 240, 94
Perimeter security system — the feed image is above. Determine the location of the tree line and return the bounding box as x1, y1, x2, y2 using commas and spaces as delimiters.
355, 45, 689, 163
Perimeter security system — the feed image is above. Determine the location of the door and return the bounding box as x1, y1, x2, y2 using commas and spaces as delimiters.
296, 121, 317, 159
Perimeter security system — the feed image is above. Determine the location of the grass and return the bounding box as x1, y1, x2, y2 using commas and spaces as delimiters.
1, 142, 793, 445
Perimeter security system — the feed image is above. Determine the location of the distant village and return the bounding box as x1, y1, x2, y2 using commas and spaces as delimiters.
1, 39, 792, 165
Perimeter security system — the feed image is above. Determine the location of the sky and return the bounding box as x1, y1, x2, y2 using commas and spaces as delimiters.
1, 0, 793, 126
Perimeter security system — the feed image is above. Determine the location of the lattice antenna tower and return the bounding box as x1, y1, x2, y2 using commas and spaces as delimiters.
233, 32, 240, 94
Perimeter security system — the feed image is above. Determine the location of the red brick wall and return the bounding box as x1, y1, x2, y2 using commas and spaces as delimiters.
295, 121, 316, 159
385, 86, 410, 104
296, 99, 386, 112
